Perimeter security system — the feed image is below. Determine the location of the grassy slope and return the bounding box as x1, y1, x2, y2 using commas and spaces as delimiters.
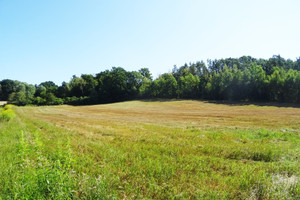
0, 100, 299, 199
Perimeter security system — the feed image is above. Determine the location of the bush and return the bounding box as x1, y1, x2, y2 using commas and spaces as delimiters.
32, 96, 64, 106
0, 109, 16, 121
4, 104, 14, 110
64, 96, 91, 105
32, 97, 47, 105
0, 104, 15, 121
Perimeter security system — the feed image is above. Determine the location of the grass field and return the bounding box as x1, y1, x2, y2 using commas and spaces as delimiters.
0, 100, 299, 199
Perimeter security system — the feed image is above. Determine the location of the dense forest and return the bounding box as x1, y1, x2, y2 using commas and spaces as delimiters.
1, 55, 300, 106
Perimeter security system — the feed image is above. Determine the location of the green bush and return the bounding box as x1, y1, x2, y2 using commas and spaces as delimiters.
64, 96, 91, 105
0, 104, 15, 121
32, 97, 47, 105
31, 96, 64, 106
0, 109, 15, 121
4, 104, 14, 110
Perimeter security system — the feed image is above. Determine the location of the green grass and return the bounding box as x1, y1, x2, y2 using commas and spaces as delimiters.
0, 100, 299, 199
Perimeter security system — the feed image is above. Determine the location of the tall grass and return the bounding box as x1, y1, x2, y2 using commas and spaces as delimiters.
14, 131, 75, 199
12, 131, 112, 199
0, 123, 111, 199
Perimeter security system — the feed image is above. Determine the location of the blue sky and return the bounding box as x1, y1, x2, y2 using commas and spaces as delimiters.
0, 0, 299, 85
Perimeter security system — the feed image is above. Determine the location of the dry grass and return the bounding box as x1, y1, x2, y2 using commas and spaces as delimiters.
22, 100, 300, 130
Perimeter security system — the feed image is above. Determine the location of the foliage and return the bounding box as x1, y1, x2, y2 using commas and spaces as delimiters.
8, 92, 29, 106
64, 96, 91, 105
32, 91, 64, 106
0, 79, 36, 101
1, 55, 300, 106
178, 73, 200, 98
150, 73, 178, 98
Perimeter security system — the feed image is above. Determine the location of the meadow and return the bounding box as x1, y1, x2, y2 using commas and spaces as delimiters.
0, 100, 299, 199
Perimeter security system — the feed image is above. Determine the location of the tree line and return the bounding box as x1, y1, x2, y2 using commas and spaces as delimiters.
1, 55, 300, 106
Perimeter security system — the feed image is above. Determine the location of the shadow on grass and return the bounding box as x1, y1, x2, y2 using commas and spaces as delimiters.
62, 98, 300, 109
205, 100, 300, 108
139, 98, 300, 108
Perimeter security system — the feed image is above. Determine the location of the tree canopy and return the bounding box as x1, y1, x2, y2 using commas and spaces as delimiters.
1, 55, 300, 106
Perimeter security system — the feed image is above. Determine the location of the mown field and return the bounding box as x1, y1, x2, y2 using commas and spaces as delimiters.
0, 100, 299, 199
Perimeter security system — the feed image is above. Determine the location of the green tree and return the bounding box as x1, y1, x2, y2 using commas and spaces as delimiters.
219, 66, 234, 100
8, 92, 28, 106
81, 74, 97, 96
267, 67, 285, 101
96, 67, 133, 102
282, 69, 300, 103
139, 68, 152, 81
25, 84, 36, 99
178, 73, 200, 98
57, 82, 71, 98
69, 76, 87, 97
151, 73, 178, 98
0, 79, 19, 100
249, 64, 267, 101
35, 85, 47, 97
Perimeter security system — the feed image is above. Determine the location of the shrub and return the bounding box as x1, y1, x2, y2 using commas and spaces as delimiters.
0, 104, 16, 121
64, 96, 91, 105
32, 97, 47, 105
31, 96, 63, 106
4, 104, 14, 110
0, 109, 16, 121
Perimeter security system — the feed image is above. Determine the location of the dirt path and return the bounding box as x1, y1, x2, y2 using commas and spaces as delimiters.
0, 101, 7, 106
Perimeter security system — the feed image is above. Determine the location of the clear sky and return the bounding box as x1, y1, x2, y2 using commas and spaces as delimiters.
1, 0, 299, 85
